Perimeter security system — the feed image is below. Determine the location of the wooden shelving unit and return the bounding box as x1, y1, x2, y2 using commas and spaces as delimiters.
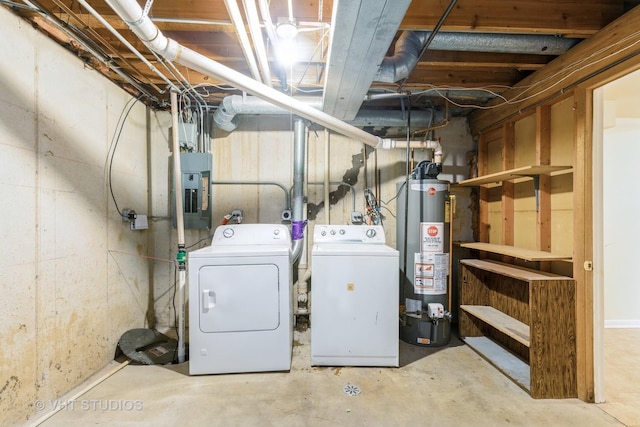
459, 259, 577, 399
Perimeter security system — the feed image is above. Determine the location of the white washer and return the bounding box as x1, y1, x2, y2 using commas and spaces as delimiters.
188, 224, 293, 375
311, 225, 399, 367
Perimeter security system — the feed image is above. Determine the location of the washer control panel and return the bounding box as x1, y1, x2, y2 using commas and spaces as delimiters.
313, 225, 386, 244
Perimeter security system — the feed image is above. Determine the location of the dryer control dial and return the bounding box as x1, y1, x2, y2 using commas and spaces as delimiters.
365, 228, 377, 238
222, 228, 235, 238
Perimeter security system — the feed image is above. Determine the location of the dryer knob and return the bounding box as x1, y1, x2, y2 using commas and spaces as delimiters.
222, 228, 234, 238
366, 228, 377, 238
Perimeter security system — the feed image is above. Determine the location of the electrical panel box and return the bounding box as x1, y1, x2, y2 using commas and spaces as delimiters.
172, 152, 212, 230
170, 122, 198, 152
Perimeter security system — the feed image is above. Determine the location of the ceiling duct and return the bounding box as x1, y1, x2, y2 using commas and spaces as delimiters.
213, 95, 446, 131
375, 31, 580, 83
322, 0, 412, 121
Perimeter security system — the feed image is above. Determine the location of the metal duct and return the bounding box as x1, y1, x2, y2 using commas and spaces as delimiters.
213, 95, 445, 131
376, 31, 580, 83
214, 95, 323, 132
290, 118, 306, 262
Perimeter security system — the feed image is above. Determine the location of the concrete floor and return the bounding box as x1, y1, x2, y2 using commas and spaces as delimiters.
31, 329, 634, 427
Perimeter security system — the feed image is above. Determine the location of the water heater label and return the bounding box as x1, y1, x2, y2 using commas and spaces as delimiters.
420, 222, 444, 252
410, 182, 448, 193
414, 253, 449, 295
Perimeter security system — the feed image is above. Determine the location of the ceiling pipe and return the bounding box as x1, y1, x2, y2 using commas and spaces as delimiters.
74, 0, 179, 93
415, 0, 458, 67
257, 0, 280, 52
375, 31, 579, 83
212, 95, 446, 131
105, 0, 388, 148
242, 0, 272, 86
214, 95, 323, 131
223, 0, 262, 81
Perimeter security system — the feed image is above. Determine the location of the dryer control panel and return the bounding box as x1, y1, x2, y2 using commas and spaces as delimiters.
313, 225, 386, 244
211, 224, 291, 246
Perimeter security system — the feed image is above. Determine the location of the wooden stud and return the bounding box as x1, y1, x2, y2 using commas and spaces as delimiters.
536, 106, 552, 271
573, 88, 595, 402
502, 123, 515, 263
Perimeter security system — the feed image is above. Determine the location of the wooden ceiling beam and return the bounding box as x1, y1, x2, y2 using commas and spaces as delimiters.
401, 0, 625, 37
470, 5, 640, 133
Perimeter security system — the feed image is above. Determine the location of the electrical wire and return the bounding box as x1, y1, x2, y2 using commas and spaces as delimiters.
107, 96, 141, 217
364, 188, 382, 225
185, 234, 215, 249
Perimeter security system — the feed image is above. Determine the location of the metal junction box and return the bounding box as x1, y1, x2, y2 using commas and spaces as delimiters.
172, 152, 212, 229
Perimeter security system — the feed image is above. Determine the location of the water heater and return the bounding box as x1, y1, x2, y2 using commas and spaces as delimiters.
397, 160, 452, 347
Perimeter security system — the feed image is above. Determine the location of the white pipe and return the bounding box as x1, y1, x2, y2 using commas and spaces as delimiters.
324, 128, 330, 224
170, 90, 186, 363
76, 0, 179, 93
242, 0, 272, 86
381, 138, 443, 156
106, 0, 387, 149
257, 0, 280, 53
223, 0, 262, 81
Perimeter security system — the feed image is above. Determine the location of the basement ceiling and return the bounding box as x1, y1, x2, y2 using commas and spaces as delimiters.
4, 0, 640, 130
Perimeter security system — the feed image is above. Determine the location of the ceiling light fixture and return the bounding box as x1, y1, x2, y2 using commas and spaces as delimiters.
276, 21, 298, 39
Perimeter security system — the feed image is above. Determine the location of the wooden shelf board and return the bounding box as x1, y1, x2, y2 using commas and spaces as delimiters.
455, 165, 572, 186
460, 259, 573, 281
461, 305, 530, 347
459, 242, 572, 261
463, 336, 531, 392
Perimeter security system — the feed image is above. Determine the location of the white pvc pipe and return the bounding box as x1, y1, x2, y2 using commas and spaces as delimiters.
106, 0, 388, 149
324, 128, 330, 224
223, 0, 262, 81
170, 90, 186, 363
242, 0, 272, 86
380, 138, 443, 158
76, 0, 179, 93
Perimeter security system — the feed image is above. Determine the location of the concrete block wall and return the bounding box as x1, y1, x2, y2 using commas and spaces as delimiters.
0, 8, 153, 425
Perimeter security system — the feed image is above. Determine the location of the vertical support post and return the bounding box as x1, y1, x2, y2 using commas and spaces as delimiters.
536, 105, 552, 271
170, 90, 186, 363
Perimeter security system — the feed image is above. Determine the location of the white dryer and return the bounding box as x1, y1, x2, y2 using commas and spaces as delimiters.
311, 224, 399, 367
188, 224, 293, 375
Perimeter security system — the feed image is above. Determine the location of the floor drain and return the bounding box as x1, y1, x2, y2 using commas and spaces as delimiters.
343, 384, 361, 396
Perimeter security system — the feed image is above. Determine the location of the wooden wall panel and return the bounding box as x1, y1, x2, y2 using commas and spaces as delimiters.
551, 97, 576, 165
529, 279, 578, 398
514, 114, 537, 167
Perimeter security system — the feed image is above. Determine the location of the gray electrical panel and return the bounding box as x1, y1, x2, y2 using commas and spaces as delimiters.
172, 152, 212, 230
